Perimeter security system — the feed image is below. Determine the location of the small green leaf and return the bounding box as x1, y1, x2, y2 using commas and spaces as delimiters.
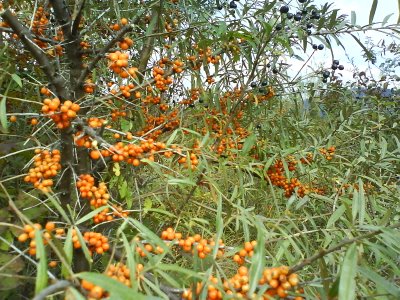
351, 11, 356, 25
11, 73, 22, 87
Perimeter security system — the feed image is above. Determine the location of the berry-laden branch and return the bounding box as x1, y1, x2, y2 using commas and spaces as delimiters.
289, 222, 400, 274
76, 24, 134, 88
0, 9, 68, 99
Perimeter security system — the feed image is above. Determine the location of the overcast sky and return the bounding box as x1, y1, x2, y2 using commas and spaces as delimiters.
290, 0, 400, 83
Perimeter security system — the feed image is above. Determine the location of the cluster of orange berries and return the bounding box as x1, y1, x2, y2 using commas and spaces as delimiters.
182, 266, 303, 300
335, 181, 374, 195
83, 78, 95, 94
248, 86, 275, 103
179, 88, 200, 105
198, 92, 248, 155
206, 75, 215, 84
259, 266, 303, 299
160, 228, 224, 259
177, 152, 199, 170
152, 59, 173, 91
88, 117, 107, 128
74, 132, 93, 148
187, 45, 221, 70
266, 156, 324, 198
90, 139, 167, 166
17, 222, 55, 256
266, 159, 307, 198
136, 241, 164, 257
81, 262, 144, 299
41, 98, 80, 129
107, 51, 130, 77
24, 149, 61, 192
109, 17, 129, 31
83, 231, 110, 255
319, 146, 335, 160
172, 59, 184, 73
233, 241, 257, 265
142, 94, 161, 105
76, 174, 110, 208
118, 36, 134, 50
137, 109, 180, 140
111, 107, 127, 120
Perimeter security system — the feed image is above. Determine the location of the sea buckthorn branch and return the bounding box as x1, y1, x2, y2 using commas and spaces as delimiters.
137, 6, 161, 81
0, 9, 68, 99
77, 24, 134, 88
289, 221, 400, 274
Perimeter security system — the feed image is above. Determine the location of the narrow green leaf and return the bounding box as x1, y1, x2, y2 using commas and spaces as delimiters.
34, 228, 48, 295
0, 95, 8, 133
62, 228, 73, 278
67, 287, 86, 300
11, 73, 22, 87
249, 219, 265, 294
241, 133, 256, 155
167, 177, 196, 186
121, 233, 138, 291
75, 206, 108, 225
359, 266, 400, 297
351, 11, 356, 26
77, 272, 157, 300
327, 205, 346, 228
128, 219, 170, 253
339, 244, 358, 300
369, 0, 378, 24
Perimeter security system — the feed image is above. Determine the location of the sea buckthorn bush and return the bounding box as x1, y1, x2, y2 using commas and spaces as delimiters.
0, 0, 399, 299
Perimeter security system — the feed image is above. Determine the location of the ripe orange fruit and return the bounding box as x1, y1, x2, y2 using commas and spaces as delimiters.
90, 150, 101, 160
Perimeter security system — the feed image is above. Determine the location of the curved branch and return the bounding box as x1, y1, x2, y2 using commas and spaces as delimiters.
32, 280, 72, 300
289, 222, 400, 274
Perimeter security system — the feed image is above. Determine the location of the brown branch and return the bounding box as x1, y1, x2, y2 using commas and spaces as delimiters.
32, 280, 72, 300
137, 5, 161, 81
71, 0, 86, 35
49, 0, 84, 101
0, 9, 68, 99
289, 222, 400, 274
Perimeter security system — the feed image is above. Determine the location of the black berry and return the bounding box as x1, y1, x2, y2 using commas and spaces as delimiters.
318, 44, 324, 50
229, 1, 237, 9
338, 65, 344, 70
280, 5, 289, 14
294, 14, 302, 21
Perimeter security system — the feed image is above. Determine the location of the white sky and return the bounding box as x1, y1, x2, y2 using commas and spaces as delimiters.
289, 0, 400, 83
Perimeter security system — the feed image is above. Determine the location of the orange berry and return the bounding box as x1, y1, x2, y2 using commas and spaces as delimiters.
18, 233, 29, 242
